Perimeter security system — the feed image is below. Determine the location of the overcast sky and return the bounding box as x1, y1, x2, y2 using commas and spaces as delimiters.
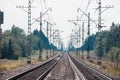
0, 0, 120, 48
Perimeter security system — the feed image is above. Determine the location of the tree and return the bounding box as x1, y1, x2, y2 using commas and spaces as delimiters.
108, 47, 120, 70
11, 25, 25, 38
33, 29, 51, 49
20, 39, 27, 57
81, 34, 97, 51
104, 23, 120, 54
1, 41, 8, 59
7, 38, 21, 59
1, 25, 25, 59
1, 26, 56, 60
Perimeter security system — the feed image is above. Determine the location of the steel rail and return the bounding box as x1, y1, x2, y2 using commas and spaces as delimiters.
69, 53, 112, 80
36, 54, 63, 80
67, 54, 86, 80
6, 54, 62, 80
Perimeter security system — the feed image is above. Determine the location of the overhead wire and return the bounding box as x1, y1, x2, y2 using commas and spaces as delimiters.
96, 0, 99, 4
86, 0, 91, 10
40, 0, 43, 12
43, 0, 51, 22
94, 0, 99, 15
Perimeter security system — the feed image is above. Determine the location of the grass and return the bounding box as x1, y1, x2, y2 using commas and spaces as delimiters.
0, 59, 26, 71
101, 60, 120, 76
0, 50, 57, 71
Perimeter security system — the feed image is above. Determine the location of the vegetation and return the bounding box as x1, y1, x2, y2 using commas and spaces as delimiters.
0, 50, 53, 71
81, 22, 120, 70
81, 34, 97, 51
0, 25, 56, 60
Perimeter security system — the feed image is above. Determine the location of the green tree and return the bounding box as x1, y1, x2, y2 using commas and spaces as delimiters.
1, 25, 55, 60
7, 38, 21, 59
108, 47, 120, 69
104, 24, 120, 54
1, 41, 8, 59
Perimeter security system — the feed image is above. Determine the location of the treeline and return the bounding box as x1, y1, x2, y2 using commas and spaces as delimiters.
81, 34, 97, 51
0, 25, 56, 60
82, 22, 120, 63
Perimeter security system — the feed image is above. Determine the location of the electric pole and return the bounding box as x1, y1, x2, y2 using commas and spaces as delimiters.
46, 21, 49, 59
53, 31, 55, 56
17, 0, 33, 64
39, 12, 42, 61
76, 33, 79, 54
77, 16, 81, 56
17, 1, 52, 62
97, 0, 102, 64
87, 12, 90, 59
52, 30, 60, 55
82, 22, 84, 59
96, 0, 113, 65
43, 21, 56, 57
27, 0, 32, 64
0, 11, 4, 73
77, 8, 98, 60
78, 27, 81, 56
50, 27, 52, 56
68, 20, 81, 55
0, 24, 1, 67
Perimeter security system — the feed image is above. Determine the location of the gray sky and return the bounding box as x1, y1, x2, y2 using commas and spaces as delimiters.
0, 0, 120, 48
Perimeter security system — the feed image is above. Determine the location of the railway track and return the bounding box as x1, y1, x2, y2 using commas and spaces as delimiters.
45, 53, 86, 80
69, 53, 113, 80
6, 54, 63, 80
67, 54, 86, 80
6, 53, 114, 80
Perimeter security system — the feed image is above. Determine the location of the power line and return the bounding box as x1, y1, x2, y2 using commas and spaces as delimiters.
86, 0, 93, 10
40, 0, 43, 12
77, 8, 98, 25
31, 7, 52, 25
43, 0, 51, 21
